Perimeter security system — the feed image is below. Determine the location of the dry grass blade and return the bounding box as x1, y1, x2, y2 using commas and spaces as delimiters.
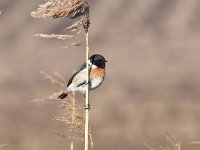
33, 92, 62, 102
162, 132, 181, 150
35, 33, 75, 40
63, 41, 82, 48
32, 71, 66, 102
0, 11, 2, 15
40, 71, 66, 90
53, 72, 66, 83
55, 133, 84, 141
31, 0, 90, 19
65, 17, 84, 32
145, 132, 181, 150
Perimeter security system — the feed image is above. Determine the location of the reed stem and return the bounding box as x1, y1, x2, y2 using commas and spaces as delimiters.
70, 141, 74, 150
84, 31, 89, 150
71, 87, 75, 150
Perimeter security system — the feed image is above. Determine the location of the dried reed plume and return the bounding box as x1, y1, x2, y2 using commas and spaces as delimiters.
31, 0, 90, 47
55, 94, 93, 148
144, 132, 181, 150
31, 0, 90, 20
33, 71, 93, 148
33, 71, 66, 102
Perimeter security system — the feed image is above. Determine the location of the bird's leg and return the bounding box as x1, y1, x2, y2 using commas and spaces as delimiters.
85, 80, 91, 87
84, 79, 91, 110
82, 91, 91, 110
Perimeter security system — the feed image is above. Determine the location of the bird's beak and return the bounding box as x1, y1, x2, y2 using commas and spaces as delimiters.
105, 60, 108, 62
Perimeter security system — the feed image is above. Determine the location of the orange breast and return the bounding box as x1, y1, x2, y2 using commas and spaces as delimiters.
90, 68, 105, 79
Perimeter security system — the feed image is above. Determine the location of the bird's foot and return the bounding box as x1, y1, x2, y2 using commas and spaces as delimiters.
85, 104, 91, 110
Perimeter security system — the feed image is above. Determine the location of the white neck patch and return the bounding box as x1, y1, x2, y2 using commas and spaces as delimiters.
88, 60, 92, 66
92, 65, 97, 69
88, 60, 97, 68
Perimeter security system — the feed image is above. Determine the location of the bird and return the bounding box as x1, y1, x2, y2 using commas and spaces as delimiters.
58, 54, 107, 100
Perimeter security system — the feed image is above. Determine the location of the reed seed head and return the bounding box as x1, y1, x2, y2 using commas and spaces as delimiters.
31, 0, 90, 19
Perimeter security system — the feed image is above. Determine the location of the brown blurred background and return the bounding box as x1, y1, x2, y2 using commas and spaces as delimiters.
1, 0, 200, 150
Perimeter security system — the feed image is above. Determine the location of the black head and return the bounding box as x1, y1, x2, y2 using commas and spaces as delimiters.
89, 54, 107, 68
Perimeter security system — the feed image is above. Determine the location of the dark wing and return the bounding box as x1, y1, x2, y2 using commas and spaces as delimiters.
67, 63, 86, 87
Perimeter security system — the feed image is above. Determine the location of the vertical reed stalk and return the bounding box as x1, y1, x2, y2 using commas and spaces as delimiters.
84, 31, 89, 150
71, 83, 75, 150
31, 1, 91, 149
70, 141, 74, 150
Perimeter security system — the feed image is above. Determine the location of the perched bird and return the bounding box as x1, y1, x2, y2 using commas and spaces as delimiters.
58, 54, 107, 99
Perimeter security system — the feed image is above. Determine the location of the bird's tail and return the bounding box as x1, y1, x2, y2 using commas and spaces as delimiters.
58, 92, 68, 99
